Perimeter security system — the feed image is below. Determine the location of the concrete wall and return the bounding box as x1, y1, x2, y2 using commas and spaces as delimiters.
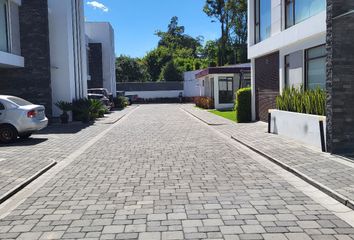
48, 0, 88, 117
183, 70, 201, 97
326, 0, 354, 154
85, 22, 116, 96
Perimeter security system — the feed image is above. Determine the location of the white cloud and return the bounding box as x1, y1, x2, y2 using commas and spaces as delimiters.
87, 1, 109, 12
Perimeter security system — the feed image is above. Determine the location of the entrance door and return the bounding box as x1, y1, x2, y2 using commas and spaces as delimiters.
255, 52, 280, 122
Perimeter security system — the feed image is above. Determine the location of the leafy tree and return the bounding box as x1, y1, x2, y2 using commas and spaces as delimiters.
160, 61, 183, 82
203, 0, 248, 65
143, 47, 172, 81
116, 55, 150, 82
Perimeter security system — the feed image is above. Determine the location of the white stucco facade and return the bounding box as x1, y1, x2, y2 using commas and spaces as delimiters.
183, 70, 202, 97
85, 22, 117, 97
248, 0, 327, 121
0, 0, 23, 68
48, 0, 88, 117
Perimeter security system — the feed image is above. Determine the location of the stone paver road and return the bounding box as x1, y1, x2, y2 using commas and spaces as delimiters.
0, 104, 354, 240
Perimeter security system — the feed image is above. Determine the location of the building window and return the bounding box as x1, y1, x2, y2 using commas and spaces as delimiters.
219, 77, 233, 104
286, 0, 326, 28
255, 0, 271, 43
306, 45, 326, 90
284, 55, 290, 87
0, 0, 9, 52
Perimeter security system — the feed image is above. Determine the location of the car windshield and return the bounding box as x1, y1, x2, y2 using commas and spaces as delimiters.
8, 97, 33, 106
88, 90, 104, 95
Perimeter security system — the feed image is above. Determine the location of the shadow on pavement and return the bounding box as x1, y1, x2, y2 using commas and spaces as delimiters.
0, 137, 48, 147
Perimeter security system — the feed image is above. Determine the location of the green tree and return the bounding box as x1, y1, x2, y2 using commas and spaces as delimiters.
160, 61, 183, 82
116, 55, 150, 82
143, 47, 172, 81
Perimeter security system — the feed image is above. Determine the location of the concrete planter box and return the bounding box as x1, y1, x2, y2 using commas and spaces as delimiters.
269, 110, 326, 151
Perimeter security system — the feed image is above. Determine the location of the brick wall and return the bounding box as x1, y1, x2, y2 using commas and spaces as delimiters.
88, 43, 103, 89
0, 0, 52, 117
255, 52, 280, 122
326, 0, 354, 153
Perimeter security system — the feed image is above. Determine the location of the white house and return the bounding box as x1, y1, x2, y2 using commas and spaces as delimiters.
248, 0, 327, 121
196, 64, 251, 110
85, 22, 117, 97
183, 70, 202, 98
0, 0, 23, 68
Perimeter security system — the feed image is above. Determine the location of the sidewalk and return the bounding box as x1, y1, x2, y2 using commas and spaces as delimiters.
181, 104, 354, 210
0, 106, 136, 203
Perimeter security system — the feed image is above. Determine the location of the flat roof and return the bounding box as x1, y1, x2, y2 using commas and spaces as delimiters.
196, 63, 251, 78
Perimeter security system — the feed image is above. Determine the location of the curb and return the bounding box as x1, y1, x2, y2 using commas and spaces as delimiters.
180, 108, 226, 126
0, 161, 57, 205
231, 136, 354, 211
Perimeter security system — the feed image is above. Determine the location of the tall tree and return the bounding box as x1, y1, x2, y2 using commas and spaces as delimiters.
116, 55, 150, 82
204, 0, 248, 65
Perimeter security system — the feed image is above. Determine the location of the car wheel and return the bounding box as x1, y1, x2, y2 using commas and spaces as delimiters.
19, 133, 32, 139
0, 125, 18, 143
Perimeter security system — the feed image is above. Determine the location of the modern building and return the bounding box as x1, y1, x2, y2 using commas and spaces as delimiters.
248, 0, 354, 153
85, 22, 117, 97
0, 0, 88, 118
196, 64, 251, 110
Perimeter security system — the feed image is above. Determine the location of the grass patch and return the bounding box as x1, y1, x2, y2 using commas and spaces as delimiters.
209, 109, 236, 122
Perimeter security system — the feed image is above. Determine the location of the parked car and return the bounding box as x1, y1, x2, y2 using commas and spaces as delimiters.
0, 95, 48, 143
88, 88, 114, 108
125, 94, 138, 105
87, 93, 112, 111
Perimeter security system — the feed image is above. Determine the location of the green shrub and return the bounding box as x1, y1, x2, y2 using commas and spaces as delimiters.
235, 87, 252, 123
55, 101, 72, 113
276, 86, 326, 116
114, 96, 129, 109
72, 98, 106, 123
195, 97, 214, 109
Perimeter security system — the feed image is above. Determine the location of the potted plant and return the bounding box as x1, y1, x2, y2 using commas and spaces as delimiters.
55, 101, 72, 124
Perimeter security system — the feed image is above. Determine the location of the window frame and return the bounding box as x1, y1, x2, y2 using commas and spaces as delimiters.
305, 44, 326, 90
285, 0, 295, 28
218, 77, 234, 104
0, 0, 10, 53
284, 54, 290, 88
254, 0, 260, 44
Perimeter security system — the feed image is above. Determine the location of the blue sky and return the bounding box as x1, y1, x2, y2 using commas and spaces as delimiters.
84, 0, 220, 58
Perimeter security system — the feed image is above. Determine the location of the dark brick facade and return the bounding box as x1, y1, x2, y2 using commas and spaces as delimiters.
88, 43, 103, 89
0, 0, 52, 117
255, 52, 280, 122
326, 0, 354, 154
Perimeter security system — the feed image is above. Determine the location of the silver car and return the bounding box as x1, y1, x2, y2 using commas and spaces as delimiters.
0, 95, 48, 143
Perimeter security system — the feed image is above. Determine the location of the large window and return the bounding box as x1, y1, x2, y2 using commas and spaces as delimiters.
0, 0, 8, 52
286, 0, 326, 28
255, 0, 271, 43
219, 77, 233, 104
306, 45, 326, 90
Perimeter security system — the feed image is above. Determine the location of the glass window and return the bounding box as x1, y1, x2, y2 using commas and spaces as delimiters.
8, 97, 33, 106
0, 102, 5, 110
285, 55, 290, 87
306, 45, 326, 90
219, 77, 234, 104
286, 0, 326, 29
255, 0, 271, 43
0, 0, 8, 52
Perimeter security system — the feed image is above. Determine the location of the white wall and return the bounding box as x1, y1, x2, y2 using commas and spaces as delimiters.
48, 0, 88, 117
85, 22, 116, 97
125, 91, 183, 99
183, 70, 201, 97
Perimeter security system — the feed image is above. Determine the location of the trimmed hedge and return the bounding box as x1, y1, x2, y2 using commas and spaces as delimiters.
195, 97, 214, 109
235, 87, 252, 123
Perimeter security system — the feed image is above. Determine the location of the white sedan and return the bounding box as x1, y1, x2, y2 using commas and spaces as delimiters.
0, 95, 48, 143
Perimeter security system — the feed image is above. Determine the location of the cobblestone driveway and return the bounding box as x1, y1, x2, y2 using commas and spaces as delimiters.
0, 105, 354, 240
